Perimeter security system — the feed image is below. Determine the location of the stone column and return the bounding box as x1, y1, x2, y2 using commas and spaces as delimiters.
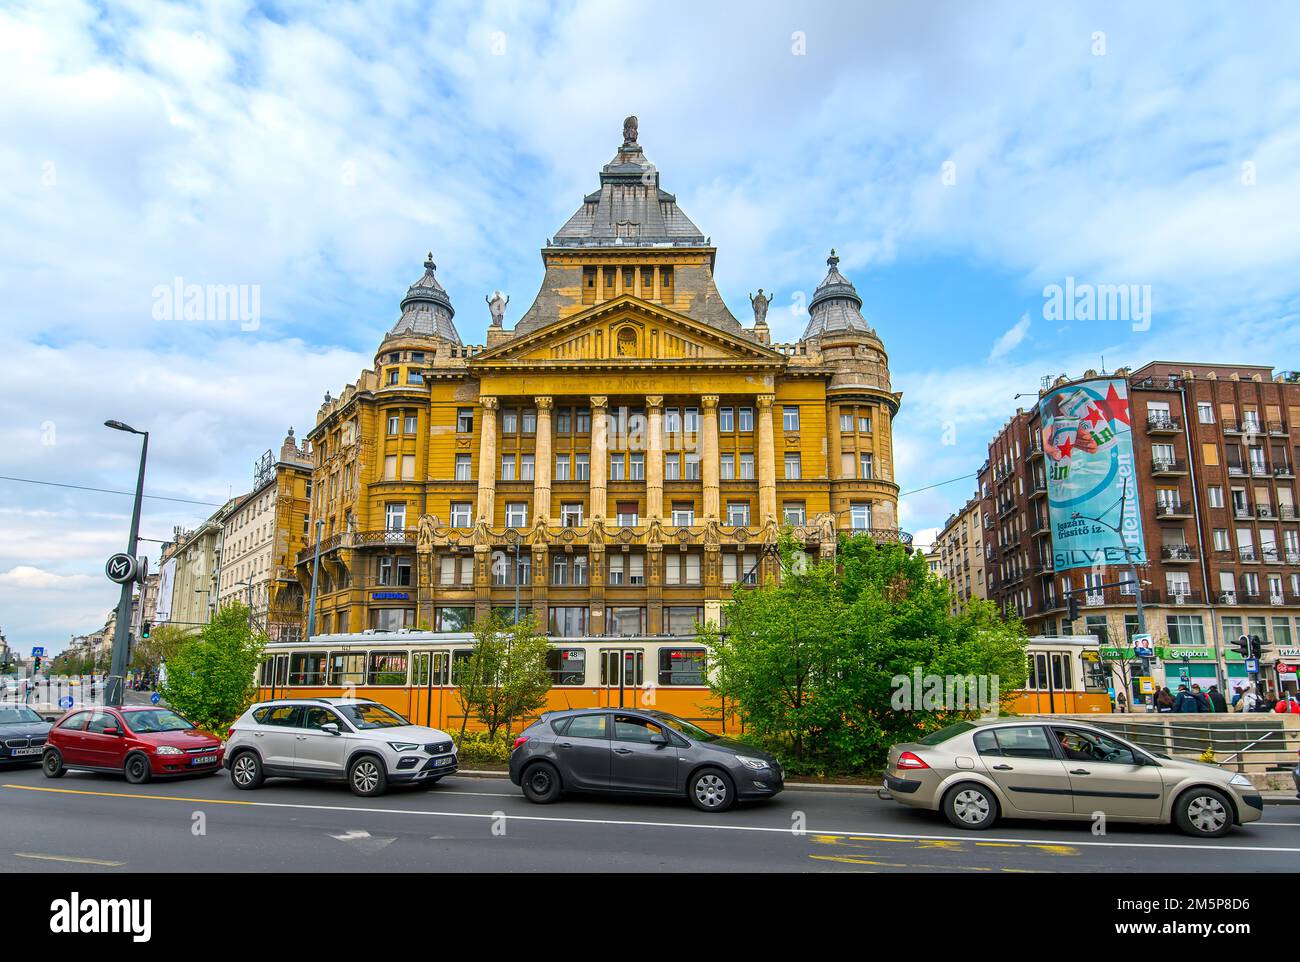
646, 396, 664, 519
701, 395, 720, 519
757, 394, 777, 521
476, 397, 499, 523
533, 396, 553, 523
589, 395, 608, 520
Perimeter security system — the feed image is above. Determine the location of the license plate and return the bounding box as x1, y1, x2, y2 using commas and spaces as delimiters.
11, 747, 39, 757
433, 756, 453, 767
191, 755, 217, 765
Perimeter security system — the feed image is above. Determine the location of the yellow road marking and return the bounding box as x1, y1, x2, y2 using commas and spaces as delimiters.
15, 852, 125, 867
3, 784, 254, 805
809, 854, 902, 868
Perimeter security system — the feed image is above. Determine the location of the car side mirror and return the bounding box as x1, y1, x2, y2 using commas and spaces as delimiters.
102, 727, 121, 737
649, 733, 668, 747
321, 723, 340, 736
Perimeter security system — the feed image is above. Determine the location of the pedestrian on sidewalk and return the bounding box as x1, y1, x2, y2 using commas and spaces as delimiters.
1207, 685, 1228, 713
1191, 684, 1212, 712
1275, 692, 1300, 714
1155, 687, 1176, 712
1232, 684, 1259, 713
1174, 684, 1200, 712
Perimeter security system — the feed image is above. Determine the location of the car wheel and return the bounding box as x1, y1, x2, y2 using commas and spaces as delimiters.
229, 751, 264, 790
943, 782, 999, 830
348, 755, 388, 797
1174, 787, 1233, 838
688, 767, 735, 813
521, 762, 562, 804
42, 749, 66, 779
123, 753, 152, 785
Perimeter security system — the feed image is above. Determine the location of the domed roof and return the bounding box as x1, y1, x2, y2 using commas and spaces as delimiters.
390, 253, 461, 344
801, 249, 875, 340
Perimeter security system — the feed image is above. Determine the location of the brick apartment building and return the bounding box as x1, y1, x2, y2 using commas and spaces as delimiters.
979, 361, 1300, 696
934, 495, 987, 615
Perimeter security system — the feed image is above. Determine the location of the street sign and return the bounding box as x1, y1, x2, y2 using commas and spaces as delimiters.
30, 646, 45, 657
1138, 676, 1155, 694
105, 552, 137, 585
1132, 633, 1154, 658
1245, 658, 1259, 673
57, 695, 74, 709
150, 692, 161, 705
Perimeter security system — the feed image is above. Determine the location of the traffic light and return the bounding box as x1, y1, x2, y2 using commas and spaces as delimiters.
32, 656, 41, 673
141, 620, 151, 639
1233, 634, 1251, 658
1250, 635, 1266, 659
1066, 594, 1080, 622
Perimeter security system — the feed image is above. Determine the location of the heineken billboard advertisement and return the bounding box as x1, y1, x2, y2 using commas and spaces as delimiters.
1039, 377, 1147, 571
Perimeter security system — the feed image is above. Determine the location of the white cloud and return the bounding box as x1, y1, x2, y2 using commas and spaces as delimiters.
988, 312, 1032, 362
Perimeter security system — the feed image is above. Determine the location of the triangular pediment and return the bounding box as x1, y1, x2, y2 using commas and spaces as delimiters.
470, 296, 785, 368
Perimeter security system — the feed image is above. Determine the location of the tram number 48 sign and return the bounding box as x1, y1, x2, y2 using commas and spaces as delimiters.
105, 552, 137, 584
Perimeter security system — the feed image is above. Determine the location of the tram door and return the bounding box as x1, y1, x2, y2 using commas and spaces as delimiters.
599, 649, 645, 708
268, 654, 289, 700
410, 652, 448, 728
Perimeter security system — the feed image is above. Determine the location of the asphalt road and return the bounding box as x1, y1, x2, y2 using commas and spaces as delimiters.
1, 765, 1299, 872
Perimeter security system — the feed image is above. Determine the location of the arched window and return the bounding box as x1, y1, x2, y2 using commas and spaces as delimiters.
617, 327, 637, 356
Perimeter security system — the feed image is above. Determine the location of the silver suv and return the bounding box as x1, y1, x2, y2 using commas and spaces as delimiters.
224, 698, 457, 797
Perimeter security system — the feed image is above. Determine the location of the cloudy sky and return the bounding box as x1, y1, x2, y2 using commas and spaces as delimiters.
3, 0, 1299, 653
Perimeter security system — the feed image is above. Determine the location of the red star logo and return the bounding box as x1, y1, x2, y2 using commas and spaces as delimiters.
1083, 405, 1108, 428
1092, 383, 1131, 426
1058, 436, 1075, 459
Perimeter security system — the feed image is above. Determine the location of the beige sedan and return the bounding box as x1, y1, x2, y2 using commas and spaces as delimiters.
881, 718, 1263, 838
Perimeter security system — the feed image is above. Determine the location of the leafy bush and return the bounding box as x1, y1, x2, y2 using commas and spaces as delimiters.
454, 730, 515, 766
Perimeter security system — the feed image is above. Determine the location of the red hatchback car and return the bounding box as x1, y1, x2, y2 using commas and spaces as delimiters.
43, 706, 224, 783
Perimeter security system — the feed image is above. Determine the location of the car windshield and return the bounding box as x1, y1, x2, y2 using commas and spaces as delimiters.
123, 710, 194, 734
336, 703, 410, 730
916, 721, 977, 745
0, 707, 42, 725
648, 711, 719, 742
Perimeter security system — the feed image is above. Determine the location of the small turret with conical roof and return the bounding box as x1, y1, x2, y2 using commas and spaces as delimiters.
802, 249, 874, 340
389, 252, 461, 345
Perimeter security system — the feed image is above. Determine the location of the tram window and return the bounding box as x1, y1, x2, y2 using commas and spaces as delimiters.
546, 648, 586, 686
259, 661, 274, 686
367, 650, 409, 686
973, 730, 1001, 756
412, 653, 430, 686
327, 652, 365, 686
450, 649, 474, 686
658, 648, 706, 686
614, 714, 666, 743
289, 652, 327, 686
993, 726, 1054, 759
1050, 654, 1071, 691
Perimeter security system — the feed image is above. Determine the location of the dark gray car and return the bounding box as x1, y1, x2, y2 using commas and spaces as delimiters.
508, 708, 783, 812
0, 705, 51, 765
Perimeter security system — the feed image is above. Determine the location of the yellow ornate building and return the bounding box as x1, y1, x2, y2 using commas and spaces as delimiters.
299, 120, 907, 640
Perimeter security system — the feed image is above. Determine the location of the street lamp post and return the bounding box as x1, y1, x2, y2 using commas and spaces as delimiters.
104, 419, 148, 708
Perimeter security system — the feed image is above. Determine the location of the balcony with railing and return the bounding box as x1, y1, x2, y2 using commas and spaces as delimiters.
1160, 544, 1196, 563
1275, 463, 1296, 478
1222, 418, 1244, 434
1232, 504, 1254, 520
1227, 462, 1248, 477
1257, 504, 1279, 520
1154, 500, 1192, 519
1146, 416, 1182, 434
1250, 461, 1272, 477
1151, 457, 1188, 475
1268, 420, 1289, 436
1165, 590, 1203, 606
1028, 478, 1047, 499
1280, 506, 1299, 520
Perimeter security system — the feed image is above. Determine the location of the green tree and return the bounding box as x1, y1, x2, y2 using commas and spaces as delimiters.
159, 602, 266, 736
699, 533, 1028, 773
452, 612, 552, 741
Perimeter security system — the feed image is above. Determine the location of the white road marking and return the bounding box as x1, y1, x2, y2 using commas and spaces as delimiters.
14, 852, 125, 867
9, 781, 1300, 855
328, 829, 396, 854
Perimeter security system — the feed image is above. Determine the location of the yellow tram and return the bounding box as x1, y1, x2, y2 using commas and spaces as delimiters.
255, 632, 1114, 732
256, 631, 728, 734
